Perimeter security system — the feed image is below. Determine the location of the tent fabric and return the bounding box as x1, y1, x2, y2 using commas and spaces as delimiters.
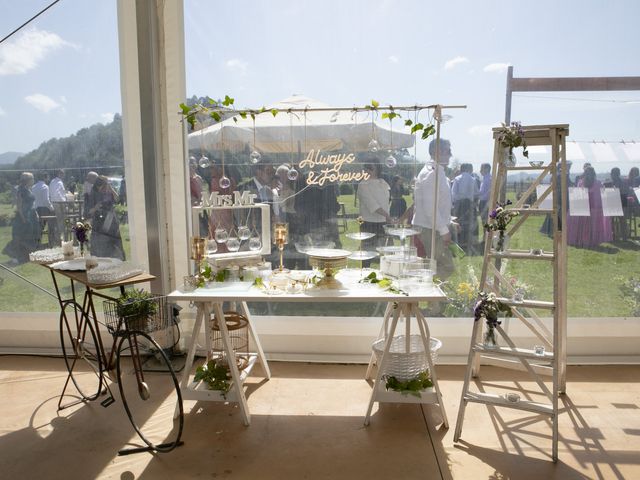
188, 95, 416, 154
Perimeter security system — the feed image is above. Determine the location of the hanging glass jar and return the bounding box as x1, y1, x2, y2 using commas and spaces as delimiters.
492, 230, 510, 253
504, 148, 517, 167
483, 323, 499, 349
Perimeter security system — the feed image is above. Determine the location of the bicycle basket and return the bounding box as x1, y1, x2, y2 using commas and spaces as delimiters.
103, 295, 170, 336
372, 335, 441, 382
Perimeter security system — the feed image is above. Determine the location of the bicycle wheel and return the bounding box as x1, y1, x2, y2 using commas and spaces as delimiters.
59, 303, 104, 402
116, 331, 184, 453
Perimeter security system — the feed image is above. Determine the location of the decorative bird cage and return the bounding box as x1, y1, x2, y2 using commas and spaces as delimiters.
210, 311, 249, 371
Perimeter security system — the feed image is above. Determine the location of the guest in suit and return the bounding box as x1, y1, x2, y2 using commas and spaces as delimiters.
238, 161, 280, 222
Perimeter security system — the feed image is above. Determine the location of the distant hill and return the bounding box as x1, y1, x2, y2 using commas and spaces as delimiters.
14, 114, 123, 171
0, 151, 23, 165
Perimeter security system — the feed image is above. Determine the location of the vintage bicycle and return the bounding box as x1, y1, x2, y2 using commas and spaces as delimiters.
53, 270, 184, 455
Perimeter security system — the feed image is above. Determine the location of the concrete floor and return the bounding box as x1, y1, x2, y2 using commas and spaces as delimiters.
1, 356, 639, 479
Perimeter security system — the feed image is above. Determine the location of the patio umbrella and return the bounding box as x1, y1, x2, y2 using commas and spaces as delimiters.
187, 95, 415, 155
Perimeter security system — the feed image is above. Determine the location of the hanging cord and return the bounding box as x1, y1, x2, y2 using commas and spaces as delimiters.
0, 0, 62, 45
221, 120, 225, 177
303, 108, 308, 153
252, 116, 257, 153
413, 108, 419, 177
290, 112, 294, 168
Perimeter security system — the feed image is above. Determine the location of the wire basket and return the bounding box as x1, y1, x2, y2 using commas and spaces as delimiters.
103, 295, 170, 336
372, 335, 442, 382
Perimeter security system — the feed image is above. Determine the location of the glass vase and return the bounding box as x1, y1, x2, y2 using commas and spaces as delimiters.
504, 148, 517, 167
492, 231, 509, 253
483, 325, 498, 349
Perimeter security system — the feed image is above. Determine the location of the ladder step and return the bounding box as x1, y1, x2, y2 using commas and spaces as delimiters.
497, 297, 555, 310
504, 165, 548, 171
473, 344, 554, 360
464, 392, 554, 415
512, 208, 553, 215
488, 250, 554, 260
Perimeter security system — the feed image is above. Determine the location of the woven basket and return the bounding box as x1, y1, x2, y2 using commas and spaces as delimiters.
372, 335, 442, 382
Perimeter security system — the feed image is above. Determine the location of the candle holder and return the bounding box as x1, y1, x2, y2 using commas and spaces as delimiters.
346, 216, 377, 273
273, 222, 289, 273
191, 236, 206, 274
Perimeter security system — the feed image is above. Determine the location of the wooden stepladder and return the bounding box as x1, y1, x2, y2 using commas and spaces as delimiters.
454, 124, 569, 462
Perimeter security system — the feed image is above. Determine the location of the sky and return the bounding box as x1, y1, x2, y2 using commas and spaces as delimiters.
1, 0, 639, 173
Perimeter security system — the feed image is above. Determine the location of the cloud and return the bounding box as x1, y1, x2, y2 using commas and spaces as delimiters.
388, 55, 399, 64
225, 58, 248, 74
468, 124, 496, 137
444, 56, 469, 70
101, 112, 114, 123
483, 62, 511, 73
0, 28, 75, 75
24, 93, 61, 113
0, 106, 5, 116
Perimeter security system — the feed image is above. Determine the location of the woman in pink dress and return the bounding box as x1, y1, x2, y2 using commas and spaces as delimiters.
567, 166, 612, 247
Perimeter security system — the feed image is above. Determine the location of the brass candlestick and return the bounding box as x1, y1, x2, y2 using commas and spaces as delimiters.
273, 222, 289, 272
190, 236, 206, 274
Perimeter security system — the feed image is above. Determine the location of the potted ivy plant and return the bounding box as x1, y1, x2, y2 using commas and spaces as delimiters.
116, 289, 158, 331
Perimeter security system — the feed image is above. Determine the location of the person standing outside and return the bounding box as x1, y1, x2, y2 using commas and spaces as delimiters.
49, 169, 67, 245
357, 161, 392, 266
2, 172, 40, 263
32, 171, 56, 246
88, 176, 125, 259
239, 161, 280, 221
478, 163, 492, 222
411, 138, 455, 281
451, 163, 479, 254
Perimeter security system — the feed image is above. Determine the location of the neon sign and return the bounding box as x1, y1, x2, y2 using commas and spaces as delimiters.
299, 149, 370, 186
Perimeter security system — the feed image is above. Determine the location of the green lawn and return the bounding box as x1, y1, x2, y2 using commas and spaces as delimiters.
0, 217, 131, 313
1, 197, 639, 317
336, 193, 640, 318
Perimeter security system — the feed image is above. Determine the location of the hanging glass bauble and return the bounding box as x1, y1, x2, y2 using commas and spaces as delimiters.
385, 154, 397, 168
214, 228, 228, 244
238, 225, 251, 241
287, 168, 299, 181
227, 236, 241, 252
367, 139, 379, 152
206, 239, 218, 255
219, 175, 231, 189
249, 235, 262, 251
198, 155, 211, 169
250, 150, 262, 164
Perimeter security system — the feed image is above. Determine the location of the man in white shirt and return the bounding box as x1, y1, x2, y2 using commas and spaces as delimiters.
49, 169, 67, 203
32, 171, 57, 246
357, 162, 392, 266
451, 163, 479, 254
49, 169, 67, 245
411, 138, 454, 280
